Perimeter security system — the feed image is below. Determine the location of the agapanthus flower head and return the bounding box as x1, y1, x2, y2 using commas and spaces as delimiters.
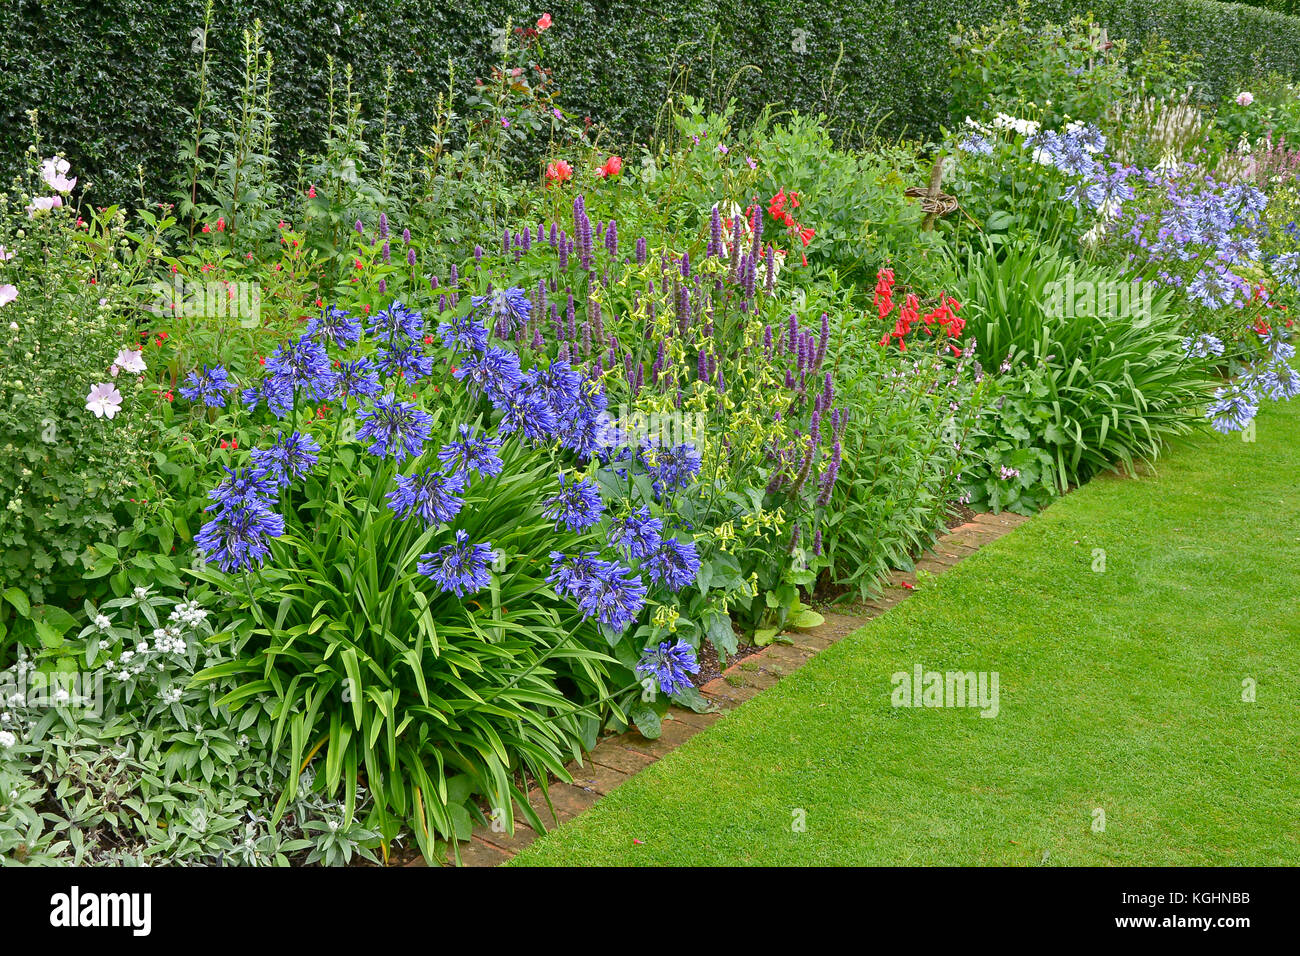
640, 441, 702, 497
367, 301, 424, 345
643, 536, 701, 592
437, 424, 504, 480
609, 506, 663, 561
242, 374, 296, 419
547, 551, 611, 598
437, 313, 490, 353
266, 336, 333, 400
1207, 384, 1258, 433
206, 465, 279, 511
453, 347, 524, 402
305, 306, 362, 347
195, 501, 284, 572
376, 341, 434, 381
472, 286, 532, 337
250, 431, 321, 488
180, 365, 234, 407
386, 466, 466, 526
1257, 360, 1300, 401
330, 357, 383, 409
1181, 333, 1226, 359
542, 473, 604, 531
417, 529, 494, 596
574, 561, 646, 634
494, 388, 559, 442
635, 638, 699, 695
356, 393, 434, 462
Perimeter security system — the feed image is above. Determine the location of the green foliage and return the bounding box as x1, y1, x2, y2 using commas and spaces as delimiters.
952, 240, 1216, 496
6, 0, 1300, 203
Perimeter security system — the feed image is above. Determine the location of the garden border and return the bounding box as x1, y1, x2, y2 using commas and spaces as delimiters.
410, 510, 1030, 867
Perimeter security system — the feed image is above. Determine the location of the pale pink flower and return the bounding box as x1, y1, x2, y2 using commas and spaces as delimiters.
85, 383, 123, 419
0, 246, 13, 261
1236, 92, 1254, 107
40, 157, 77, 192
0, 284, 16, 307
111, 348, 147, 377
27, 195, 62, 215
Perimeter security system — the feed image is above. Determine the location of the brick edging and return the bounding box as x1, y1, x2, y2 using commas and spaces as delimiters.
411, 513, 1030, 866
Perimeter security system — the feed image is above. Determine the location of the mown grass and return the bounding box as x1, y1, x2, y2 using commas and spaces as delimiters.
513, 399, 1300, 866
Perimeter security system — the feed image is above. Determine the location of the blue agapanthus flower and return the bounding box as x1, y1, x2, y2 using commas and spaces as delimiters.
330, 357, 383, 409
241, 375, 295, 418
195, 501, 284, 572
1181, 334, 1225, 359
609, 507, 663, 561
376, 342, 434, 381
1207, 385, 1258, 433
635, 639, 700, 695
180, 365, 235, 407
472, 286, 532, 337
547, 551, 611, 599
356, 393, 434, 462
494, 388, 558, 442
386, 467, 466, 525
437, 424, 504, 480
305, 306, 362, 347
1257, 361, 1300, 401
957, 133, 993, 156
454, 347, 524, 402
574, 561, 647, 634
417, 529, 494, 596
266, 335, 333, 401
542, 473, 603, 531
206, 465, 279, 512
524, 360, 584, 412
1274, 251, 1300, 290
643, 536, 701, 592
642, 441, 702, 496
368, 301, 424, 345
250, 431, 321, 488
437, 313, 490, 353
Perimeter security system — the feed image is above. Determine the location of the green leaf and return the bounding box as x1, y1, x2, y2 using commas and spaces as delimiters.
629, 702, 661, 739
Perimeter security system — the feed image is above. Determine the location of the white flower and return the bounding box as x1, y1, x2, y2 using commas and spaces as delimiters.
85, 382, 123, 419
134, 586, 151, 601
94, 613, 111, 630
1236, 92, 1254, 107
40, 157, 77, 193
0, 284, 16, 308
110, 348, 146, 377
0, 730, 15, 748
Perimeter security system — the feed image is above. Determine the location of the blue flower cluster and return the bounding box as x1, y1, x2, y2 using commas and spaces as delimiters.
1206, 330, 1300, 432
180, 365, 235, 407
417, 530, 494, 597
195, 466, 286, 572
635, 639, 700, 696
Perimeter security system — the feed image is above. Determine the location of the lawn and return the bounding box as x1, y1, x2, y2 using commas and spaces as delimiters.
513, 399, 1300, 866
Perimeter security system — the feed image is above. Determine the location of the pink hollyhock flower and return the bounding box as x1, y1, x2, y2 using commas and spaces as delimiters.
40, 157, 77, 192
85, 382, 123, 419
27, 195, 62, 215
110, 348, 147, 377
0, 284, 16, 307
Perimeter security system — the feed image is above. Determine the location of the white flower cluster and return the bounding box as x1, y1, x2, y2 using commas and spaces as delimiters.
169, 601, 209, 628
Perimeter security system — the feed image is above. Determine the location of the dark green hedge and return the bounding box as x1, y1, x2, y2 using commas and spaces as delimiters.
3, 0, 1299, 202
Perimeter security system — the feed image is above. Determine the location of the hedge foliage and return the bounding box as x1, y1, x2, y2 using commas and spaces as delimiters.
3, 0, 1299, 201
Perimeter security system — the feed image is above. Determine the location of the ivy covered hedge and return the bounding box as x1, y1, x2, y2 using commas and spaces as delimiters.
2, 0, 1299, 200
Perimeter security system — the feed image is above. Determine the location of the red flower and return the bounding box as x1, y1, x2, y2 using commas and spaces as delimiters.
798, 226, 815, 246
537, 12, 552, 30
544, 159, 573, 186
306, 185, 316, 198
596, 155, 623, 179
216, 217, 226, 232
201, 224, 210, 233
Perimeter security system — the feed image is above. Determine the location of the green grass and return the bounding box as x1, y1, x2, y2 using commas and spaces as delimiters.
513, 399, 1300, 866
